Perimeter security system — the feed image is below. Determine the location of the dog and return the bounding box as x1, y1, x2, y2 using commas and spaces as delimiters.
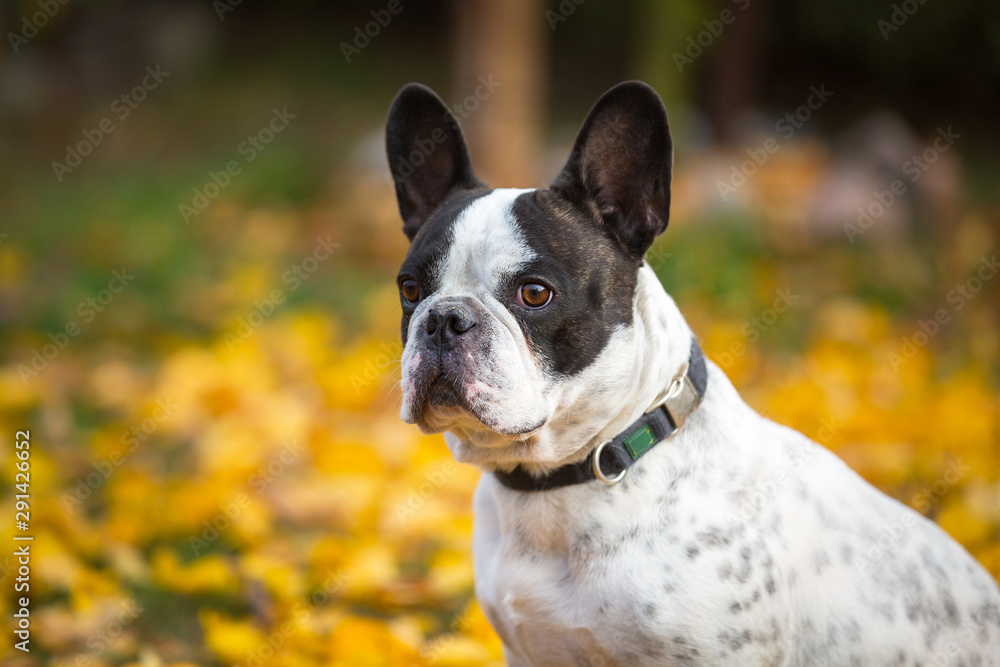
385, 80, 1000, 665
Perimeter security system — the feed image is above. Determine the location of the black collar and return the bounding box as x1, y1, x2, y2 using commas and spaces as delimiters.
492, 338, 708, 492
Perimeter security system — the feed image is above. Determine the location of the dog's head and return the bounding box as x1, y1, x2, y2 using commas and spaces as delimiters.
387, 81, 674, 468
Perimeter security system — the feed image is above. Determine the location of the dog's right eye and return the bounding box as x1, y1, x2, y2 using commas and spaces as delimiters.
517, 283, 552, 309
400, 279, 420, 303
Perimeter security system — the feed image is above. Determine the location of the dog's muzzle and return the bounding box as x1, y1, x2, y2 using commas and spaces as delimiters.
422, 301, 477, 351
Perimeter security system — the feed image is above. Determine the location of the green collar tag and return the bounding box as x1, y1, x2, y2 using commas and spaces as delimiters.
623, 424, 657, 460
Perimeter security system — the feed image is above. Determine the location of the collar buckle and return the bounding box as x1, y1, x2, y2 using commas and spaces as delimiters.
645, 362, 702, 431
646, 362, 688, 414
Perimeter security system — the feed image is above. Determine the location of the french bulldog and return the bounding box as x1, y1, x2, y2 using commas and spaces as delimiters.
386, 80, 1000, 666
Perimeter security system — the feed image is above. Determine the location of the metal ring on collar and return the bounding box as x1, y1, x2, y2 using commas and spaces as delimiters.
592, 440, 627, 485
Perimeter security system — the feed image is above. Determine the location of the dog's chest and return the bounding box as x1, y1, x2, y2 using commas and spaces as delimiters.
477, 538, 670, 665
472, 470, 791, 666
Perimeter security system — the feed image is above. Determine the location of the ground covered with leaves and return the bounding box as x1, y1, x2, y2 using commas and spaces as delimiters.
1, 149, 998, 666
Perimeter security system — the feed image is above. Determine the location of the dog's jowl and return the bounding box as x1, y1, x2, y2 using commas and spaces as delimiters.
386, 81, 1000, 665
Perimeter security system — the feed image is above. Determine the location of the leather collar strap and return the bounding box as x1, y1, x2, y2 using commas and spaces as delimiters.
493, 338, 708, 492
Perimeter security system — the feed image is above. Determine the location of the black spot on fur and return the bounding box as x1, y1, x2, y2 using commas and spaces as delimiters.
698, 526, 731, 548
943, 592, 960, 626
845, 619, 861, 641
813, 549, 831, 574
669, 636, 700, 664
735, 546, 753, 583
719, 629, 752, 651
873, 600, 895, 622
506, 191, 640, 376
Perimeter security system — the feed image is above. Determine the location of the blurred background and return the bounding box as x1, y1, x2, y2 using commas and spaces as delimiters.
1, 0, 999, 664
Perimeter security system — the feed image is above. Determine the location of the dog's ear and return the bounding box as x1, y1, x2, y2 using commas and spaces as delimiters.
551, 81, 673, 260
386, 83, 485, 241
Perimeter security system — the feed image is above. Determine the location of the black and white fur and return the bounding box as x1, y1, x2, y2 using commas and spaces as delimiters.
386, 81, 1000, 665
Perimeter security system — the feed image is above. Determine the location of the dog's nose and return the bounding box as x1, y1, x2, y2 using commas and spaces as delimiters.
425, 306, 476, 345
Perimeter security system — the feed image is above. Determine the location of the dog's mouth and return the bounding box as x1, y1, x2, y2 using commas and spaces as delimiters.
425, 375, 465, 410
407, 373, 545, 439
407, 373, 470, 423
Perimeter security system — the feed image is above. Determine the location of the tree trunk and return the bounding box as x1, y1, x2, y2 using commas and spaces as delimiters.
453, 0, 545, 188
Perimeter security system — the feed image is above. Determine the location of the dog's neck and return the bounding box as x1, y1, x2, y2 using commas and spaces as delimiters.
544, 263, 696, 470
449, 263, 697, 477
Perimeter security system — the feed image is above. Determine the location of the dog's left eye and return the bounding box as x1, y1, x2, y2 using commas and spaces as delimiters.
400, 279, 420, 303
517, 283, 552, 309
